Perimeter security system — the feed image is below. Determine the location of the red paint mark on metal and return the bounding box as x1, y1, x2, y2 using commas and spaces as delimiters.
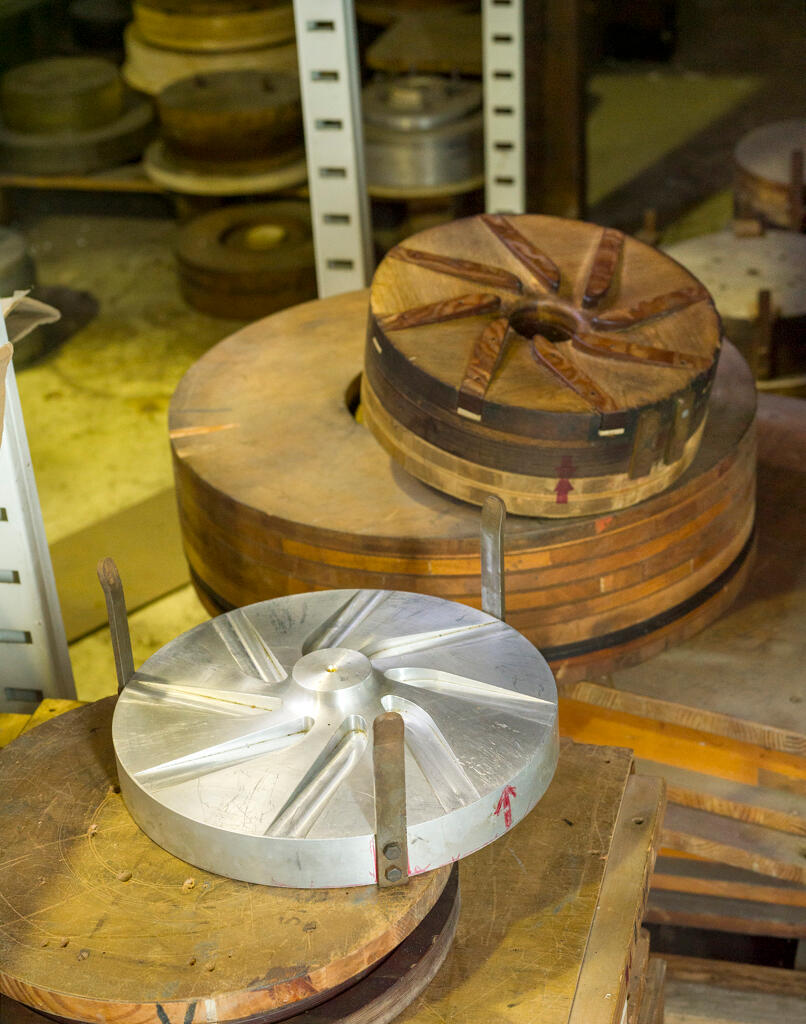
494, 785, 517, 828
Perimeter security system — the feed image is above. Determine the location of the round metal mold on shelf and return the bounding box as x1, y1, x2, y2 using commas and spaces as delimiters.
363, 75, 483, 198
113, 589, 559, 889
734, 118, 806, 230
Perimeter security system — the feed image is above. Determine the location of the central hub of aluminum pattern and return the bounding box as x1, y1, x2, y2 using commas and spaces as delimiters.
113, 590, 559, 888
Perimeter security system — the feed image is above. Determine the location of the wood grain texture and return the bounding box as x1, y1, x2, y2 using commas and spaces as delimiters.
366, 214, 722, 515
637, 957, 666, 1024
568, 775, 665, 1024
0, 700, 450, 1023
647, 886, 806, 939
635, 757, 806, 837
170, 290, 755, 681
660, 803, 806, 885
651, 856, 806, 910
664, 974, 806, 1024
662, 954, 806, 998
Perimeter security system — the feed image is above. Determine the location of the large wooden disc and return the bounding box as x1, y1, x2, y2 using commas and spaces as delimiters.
364, 214, 723, 517
0, 700, 450, 1024
133, 1, 295, 52
0, 57, 124, 134
169, 289, 756, 684
122, 25, 299, 97
157, 69, 302, 164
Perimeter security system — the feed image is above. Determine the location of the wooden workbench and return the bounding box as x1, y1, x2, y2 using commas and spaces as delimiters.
0, 699, 664, 1024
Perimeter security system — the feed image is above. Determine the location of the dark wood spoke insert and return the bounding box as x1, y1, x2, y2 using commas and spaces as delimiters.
591, 285, 709, 330
457, 316, 511, 419
480, 214, 561, 293
377, 293, 502, 332
388, 245, 524, 294
582, 228, 624, 308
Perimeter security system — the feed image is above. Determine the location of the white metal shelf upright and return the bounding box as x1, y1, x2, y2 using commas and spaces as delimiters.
0, 329, 74, 712
292, 0, 374, 297
483, 0, 526, 214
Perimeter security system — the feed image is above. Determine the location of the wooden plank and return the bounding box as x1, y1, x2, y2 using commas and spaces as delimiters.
664, 975, 806, 1024
0, 165, 161, 195
637, 957, 666, 1024
661, 803, 806, 884
646, 887, 806, 939
564, 681, 806, 757
635, 757, 806, 836
568, 774, 666, 1024
559, 698, 806, 786
662, 954, 806, 998
626, 929, 651, 1024
652, 855, 806, 909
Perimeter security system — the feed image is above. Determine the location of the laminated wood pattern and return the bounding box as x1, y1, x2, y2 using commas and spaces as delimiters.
133, 1, 295, 53
169, 289, 755, 684
364, 214, 722, 516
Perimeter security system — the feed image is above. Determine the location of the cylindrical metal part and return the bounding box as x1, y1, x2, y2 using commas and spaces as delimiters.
363, 75, 483, 198
113, 589, 559, 888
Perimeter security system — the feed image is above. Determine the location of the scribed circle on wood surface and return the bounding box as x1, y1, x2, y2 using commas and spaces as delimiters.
364, 214, 722, 516
169, 289, 756, 683
0, 699, 451, 1024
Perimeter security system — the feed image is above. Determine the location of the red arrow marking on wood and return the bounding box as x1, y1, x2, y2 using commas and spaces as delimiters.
494, 785, 517, 828
555, 455, 576, 504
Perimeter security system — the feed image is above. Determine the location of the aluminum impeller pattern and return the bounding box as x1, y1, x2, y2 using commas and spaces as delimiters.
113, 590, 559, 888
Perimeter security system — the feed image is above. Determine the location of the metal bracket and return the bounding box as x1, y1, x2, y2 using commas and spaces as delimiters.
97, 556, 134, 693
373, 710, 408, 888
480, 494, 506, 622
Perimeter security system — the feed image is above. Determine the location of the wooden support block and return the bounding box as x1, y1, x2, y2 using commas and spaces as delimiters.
626, 929, 651, 1024
663, 961, 806, 1023
663, 954, 806, 998
568, 774, 666, 1024
635, 758, 806, 837
638, 957, 666, 1024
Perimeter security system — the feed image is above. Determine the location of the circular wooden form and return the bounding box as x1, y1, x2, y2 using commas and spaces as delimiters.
734, 119, 806, 231
157, 69, 302, 163
123, 25, 298, 96
133, 1, 295, 52
0, 699, 452, 1024
175, 200, 316, 319
364, 214, 722, 517
664, 229, 806, 380
0, 92, 154, 175
0, 57, 124, 134
144, 138, 306, 196
169, 289, 756, 684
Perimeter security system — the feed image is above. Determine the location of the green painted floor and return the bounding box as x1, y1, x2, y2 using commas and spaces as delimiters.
5, 67, 781, 700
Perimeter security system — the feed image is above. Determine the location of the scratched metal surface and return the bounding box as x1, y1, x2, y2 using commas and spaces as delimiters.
113, 589, 559, 888
0, 698, 451, 1021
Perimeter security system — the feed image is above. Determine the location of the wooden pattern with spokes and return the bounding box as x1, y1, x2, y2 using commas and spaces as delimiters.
380, 214, 713, 420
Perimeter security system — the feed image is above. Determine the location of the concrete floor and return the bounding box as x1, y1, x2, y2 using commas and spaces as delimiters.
5, 47, 799, 702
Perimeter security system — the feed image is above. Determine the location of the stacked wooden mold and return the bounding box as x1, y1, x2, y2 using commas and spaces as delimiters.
0, 56, 154, 174
170, 214, 757, 683
123, 0, 297, 98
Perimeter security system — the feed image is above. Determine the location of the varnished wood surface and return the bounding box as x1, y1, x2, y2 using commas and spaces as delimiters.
0, 700, 450, 1023
364, 214, 722, 515
170, 289, 754, 682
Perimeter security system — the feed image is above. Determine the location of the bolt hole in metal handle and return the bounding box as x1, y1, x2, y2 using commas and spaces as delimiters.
373, 710, 408, 887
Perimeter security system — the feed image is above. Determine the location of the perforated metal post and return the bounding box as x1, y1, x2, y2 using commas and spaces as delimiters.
0, 334, 74, 712
293, 0, 373, 297
482, 0, 526, 214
